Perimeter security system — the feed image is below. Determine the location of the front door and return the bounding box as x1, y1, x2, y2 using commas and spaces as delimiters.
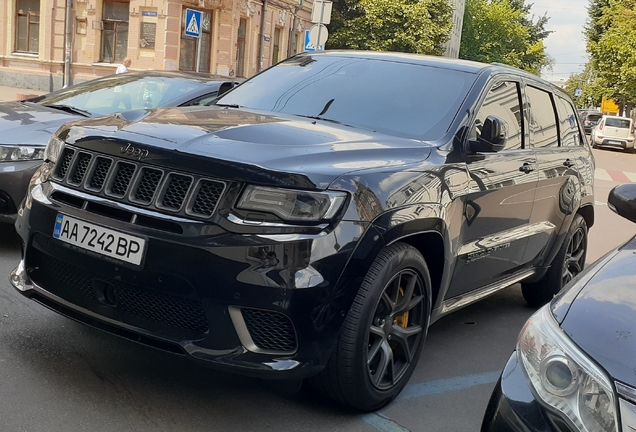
447, 80, 538, 298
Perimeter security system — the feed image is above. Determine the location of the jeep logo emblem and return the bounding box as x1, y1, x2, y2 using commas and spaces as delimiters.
120, 143, 149, 160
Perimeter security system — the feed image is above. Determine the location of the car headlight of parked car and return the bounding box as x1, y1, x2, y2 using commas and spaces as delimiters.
43, 136, 64, 164
237, 185, 346, 222
518, 306, 618, 432
0, 145, 45, 162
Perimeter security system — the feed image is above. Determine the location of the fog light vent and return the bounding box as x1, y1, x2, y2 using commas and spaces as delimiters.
241, 308, 297, 353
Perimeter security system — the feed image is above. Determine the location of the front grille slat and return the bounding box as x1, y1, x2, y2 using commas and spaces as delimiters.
52, 145, 225, 220
160, 174, 193, 211
69, 152, 92, 185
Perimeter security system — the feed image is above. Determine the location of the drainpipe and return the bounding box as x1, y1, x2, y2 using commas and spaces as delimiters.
258, 0, 268, 72
288, 0, 304, 56
63, 0, 72, 88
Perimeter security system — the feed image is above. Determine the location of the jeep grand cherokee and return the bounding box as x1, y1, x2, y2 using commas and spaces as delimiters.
11, 51, 594, 411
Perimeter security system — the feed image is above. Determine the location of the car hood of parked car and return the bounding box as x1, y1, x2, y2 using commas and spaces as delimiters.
0, 101, 80, 145
551, 234, 636, 387
60, 106, 434, 189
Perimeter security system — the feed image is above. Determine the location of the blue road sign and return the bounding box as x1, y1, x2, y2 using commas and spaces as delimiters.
304, 30, 323, 52
185, 9, 202, 38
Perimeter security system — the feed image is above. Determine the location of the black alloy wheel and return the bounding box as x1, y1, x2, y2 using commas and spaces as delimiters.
310, 242, 431, 411
562, 224, 586, 286
522, 214, 588, 307
367, 269, 425, 390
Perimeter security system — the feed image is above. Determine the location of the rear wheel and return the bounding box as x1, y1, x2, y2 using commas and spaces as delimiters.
310, 242, 431, 411
521, 214, 587, 307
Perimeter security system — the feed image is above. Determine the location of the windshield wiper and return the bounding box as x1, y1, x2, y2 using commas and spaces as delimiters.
296, 114, 343, 125
215, 103, 242, 108
42, 104, 91, 117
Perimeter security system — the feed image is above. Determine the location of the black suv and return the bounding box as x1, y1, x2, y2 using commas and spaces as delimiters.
11, 51, 594, 411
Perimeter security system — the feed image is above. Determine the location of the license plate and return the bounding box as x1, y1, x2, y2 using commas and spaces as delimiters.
53, 213, 146, 265
607, 140, 621, 145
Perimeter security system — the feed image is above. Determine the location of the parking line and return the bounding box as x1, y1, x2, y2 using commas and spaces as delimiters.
396, 370, 502, 401
360, 412, 411, 432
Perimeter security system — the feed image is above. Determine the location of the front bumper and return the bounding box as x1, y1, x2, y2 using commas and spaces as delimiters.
12, 179, 373, 379
0, 160, 41, 223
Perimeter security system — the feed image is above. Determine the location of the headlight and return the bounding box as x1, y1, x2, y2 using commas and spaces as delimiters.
237, 185, 346, 222
43, 136, 64, 164
0, 145, 45, 162
518, 306, 618, 432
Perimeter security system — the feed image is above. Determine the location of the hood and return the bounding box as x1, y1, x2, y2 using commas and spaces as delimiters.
0, 101, 80, 145
61, 106, 433, 189
554, 235, 636, 386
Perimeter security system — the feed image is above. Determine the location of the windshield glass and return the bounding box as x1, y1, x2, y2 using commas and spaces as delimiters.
38, 75, 206, 116
217, 55, 477, 140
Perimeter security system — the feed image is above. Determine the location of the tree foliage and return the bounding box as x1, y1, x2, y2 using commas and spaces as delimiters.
586, 0, 636, 105
564, 66, 605, 108
326, 0, 453, 55
459, 0, 551, 74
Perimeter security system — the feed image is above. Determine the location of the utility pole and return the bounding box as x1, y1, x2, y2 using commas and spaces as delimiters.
63, 0, 72, 87
258, 0, 269, 72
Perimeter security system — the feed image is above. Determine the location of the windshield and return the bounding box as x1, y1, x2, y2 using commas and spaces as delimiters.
217, 55, 477, 140
37, 75, 206, 116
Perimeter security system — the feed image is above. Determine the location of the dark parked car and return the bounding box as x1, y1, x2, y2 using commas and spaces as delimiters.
0, 71, 239, 223
482, 183, 636, 432
581, 111, 603, 134
10, 51, 595, 411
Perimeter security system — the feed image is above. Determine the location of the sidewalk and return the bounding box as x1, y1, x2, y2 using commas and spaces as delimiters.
0, 86, 47, 102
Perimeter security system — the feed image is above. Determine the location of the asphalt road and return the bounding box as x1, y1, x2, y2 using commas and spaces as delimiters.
1, 147, 635, 432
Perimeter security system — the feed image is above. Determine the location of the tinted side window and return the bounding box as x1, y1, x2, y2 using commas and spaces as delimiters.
555, 96, 583, 147
475, 81, 523, 150
526, 86, 559, 148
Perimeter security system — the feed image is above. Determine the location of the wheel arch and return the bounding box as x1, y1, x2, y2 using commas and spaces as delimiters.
577, 203, 594, 229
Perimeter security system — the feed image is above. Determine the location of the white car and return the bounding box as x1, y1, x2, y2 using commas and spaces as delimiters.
591, 114, 635, 151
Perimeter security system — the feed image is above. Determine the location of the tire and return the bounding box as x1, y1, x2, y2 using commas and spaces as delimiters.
310, 242, 431, 411
521, 214, 587, 307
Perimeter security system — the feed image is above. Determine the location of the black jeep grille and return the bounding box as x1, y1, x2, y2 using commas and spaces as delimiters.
29, 249, 209, 336
241, 308, 297, 353
51, 145, 226, 220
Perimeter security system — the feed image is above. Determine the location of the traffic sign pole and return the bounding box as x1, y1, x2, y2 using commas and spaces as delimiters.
316, 2, 325, 52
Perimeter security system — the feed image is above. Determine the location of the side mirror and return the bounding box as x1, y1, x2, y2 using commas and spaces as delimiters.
218, 81, 237, 97
469, 116, 507, 153
608, 184, 636, 223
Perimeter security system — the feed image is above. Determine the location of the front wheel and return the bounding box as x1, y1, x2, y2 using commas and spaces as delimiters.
310, 242, 431, 411
522, 214, 587, 307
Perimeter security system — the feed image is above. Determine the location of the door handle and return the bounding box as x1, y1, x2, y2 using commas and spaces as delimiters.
563, 159, 576, 168
519, 163, 535, 173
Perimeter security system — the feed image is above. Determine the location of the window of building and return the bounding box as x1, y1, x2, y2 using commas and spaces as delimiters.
475, 81, 524, 150
526, 86, 559, 148
179, 9, 212, 73
236, 18, 247, 78
15, 0, 40, 54
101, 1, 129, 63
272, 27, 281, 64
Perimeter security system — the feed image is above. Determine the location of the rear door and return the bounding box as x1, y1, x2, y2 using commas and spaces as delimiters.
523, 85, 589, 265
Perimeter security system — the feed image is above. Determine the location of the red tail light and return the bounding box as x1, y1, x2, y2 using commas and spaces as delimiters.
599, 119, 605, 130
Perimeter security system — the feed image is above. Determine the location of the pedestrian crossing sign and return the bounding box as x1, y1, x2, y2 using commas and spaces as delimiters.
185, 9, 202, 38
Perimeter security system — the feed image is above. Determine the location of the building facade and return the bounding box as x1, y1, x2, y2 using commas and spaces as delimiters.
0, 0, 314, 91
444, 0, 465, 59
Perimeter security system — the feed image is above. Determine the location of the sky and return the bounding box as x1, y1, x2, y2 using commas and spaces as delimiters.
530, 0, 589, 82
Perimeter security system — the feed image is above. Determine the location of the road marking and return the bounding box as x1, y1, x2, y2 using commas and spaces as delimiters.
607, 170, 631, 184
396, 370, 502, 401
595, 201, 607, 206
360, 412, 411, 432
595, 168, 614, 182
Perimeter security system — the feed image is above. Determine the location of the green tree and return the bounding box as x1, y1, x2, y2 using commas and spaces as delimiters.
564, 66, 604, 108
459, 0, 551, 74
587, 0, 636, 105
326, 0, 453, 55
